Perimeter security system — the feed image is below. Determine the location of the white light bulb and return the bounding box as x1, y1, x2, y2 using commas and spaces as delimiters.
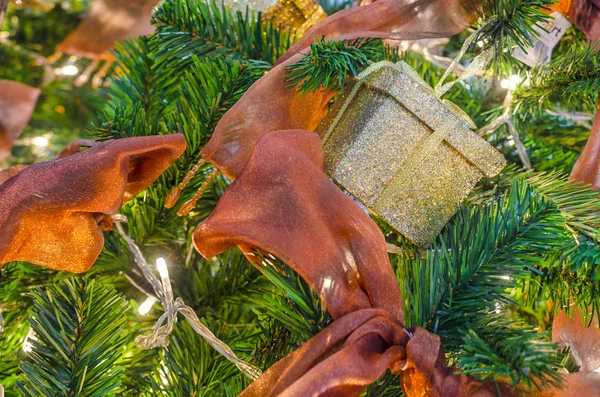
160, 361, 169, 385
494, 302, 502, 314
138, 296, 157, 315
32, 136, 49, 147
22, 328, 37, 353
500, 74, 521, 90
156, 257, 169, 279
61, 64, 79, 76
500, 275, 510, 281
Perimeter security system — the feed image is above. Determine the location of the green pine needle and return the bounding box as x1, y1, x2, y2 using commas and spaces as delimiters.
474, 0, 554, 50
17, 278, 129, 397
458, 318, 563, 391
514, 43, 600, 116
286, 36, 386, 94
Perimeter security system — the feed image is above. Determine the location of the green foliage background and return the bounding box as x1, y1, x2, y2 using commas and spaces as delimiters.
1, 0, 599, 396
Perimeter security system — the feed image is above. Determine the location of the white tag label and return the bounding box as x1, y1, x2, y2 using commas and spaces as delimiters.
513, 11, 571, 67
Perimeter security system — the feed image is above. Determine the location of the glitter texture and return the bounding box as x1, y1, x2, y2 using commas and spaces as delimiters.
262, 0, 327, 34
317, 61, 506, 247
223, 0, 326, 33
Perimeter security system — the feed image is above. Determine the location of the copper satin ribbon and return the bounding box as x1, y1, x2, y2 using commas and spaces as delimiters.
57, 0, 159, 59
242, 309, 572, 397
569, 0, 600, 46
277, 0, 475, 65
570, 104, 600, 190
0, 80, 41, 161
0, 134, 186, 272
196, 130, 403, 321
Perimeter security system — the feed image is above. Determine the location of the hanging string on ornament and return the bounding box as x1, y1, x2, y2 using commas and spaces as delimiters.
176, 168, 221, 216
165, 157, 207, 208
165, 157, 222, 217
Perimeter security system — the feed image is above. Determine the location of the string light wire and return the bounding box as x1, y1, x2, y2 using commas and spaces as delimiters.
112, 215, 261, 380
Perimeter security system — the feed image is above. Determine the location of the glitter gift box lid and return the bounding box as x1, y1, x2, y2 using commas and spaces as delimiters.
317, 61, 506, 247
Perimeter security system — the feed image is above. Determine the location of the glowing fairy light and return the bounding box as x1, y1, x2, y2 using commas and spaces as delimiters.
500, 74, 521, 90
160, 360, 169, 385
61, 64, 79, 76
156, 257, 169, 279
31, 136, 49, 147
138, 296, 157, 315
495, 302, 502, 314
22, 328, 37, 353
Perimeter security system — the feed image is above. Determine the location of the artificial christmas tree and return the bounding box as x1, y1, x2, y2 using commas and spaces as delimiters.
1, 0, 600, 396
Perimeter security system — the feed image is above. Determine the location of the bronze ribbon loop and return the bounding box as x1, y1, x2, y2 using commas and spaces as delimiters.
0, 134, 187, 272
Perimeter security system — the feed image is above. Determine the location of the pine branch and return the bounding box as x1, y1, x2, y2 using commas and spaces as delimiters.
525, 172, 600, 239
514, 44, 600, 117
108, 38, 161, 122
243, 255, 332, 372
251, 254, 331, 341
17, 278, 129, 397
473, 0, 553, 71
152, 0, 291, 64
286, 37, 386, 94
475, 0, 553, 49
0, 262, 60, 392
458, 318, 562, 391
149, 0, 291, 100
465, 171, 600, 324
185, 250, 269, 321
393, 176, 600, 388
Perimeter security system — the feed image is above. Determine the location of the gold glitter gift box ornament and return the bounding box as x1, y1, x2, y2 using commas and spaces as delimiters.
262, 0, 327, 35
317, 61, 506, 247
223, 0, 326, 33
